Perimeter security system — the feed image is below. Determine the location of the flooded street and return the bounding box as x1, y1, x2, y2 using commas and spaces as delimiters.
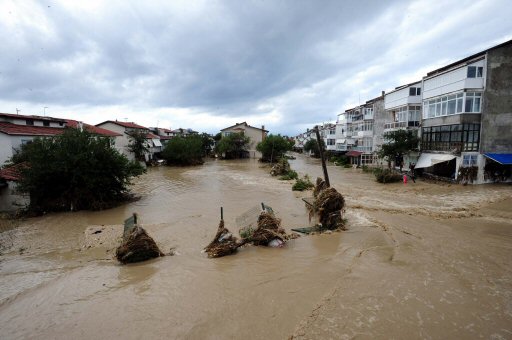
1, 154, 511, 339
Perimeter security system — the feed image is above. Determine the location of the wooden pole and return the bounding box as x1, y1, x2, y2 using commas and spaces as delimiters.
220, 207, 224, 220
315, 126, 330, 187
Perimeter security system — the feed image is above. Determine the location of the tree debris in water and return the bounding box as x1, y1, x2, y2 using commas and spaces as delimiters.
115, 226, 164, 264
269, 158, 290, 176
309, 178, 346, 231
204, 220, 246, 258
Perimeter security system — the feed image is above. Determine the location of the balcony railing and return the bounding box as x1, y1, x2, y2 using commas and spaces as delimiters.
336, 144, 348, 151
384, 121, 420, 130
352, 146, 373, 152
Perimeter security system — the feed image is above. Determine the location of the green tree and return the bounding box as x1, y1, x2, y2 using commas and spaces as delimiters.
215, 133, 251, 159
161, 135, 205, 165
303, 138, 326, 158
377, 130, 419, 168
200, 133, 214, 157
11, 128, 145, 213
256, 134, 294, 162
127, 130, 149, 161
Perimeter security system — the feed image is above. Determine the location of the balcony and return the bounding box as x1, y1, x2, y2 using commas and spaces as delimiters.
357, 130, 373, 137
384, 121, 420, 131
352, 146, 373, 153
363, 112, 373, 120
336, 144, 348, 151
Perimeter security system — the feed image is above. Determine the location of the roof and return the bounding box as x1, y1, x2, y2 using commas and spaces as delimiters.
0, 112, 67, 123
66, 120, 121, 137
96, 120, 148, 130
146, 133, 160, 139
0, 163, 27, 181
426, 39, 512, 77
484, 153, 512, 165
220, 122, 269, 132
0, 122, 65, 136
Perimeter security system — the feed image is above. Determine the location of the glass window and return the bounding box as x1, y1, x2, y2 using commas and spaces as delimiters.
416, 88, 421, 96
477, 67, 483, 77
43, 121, 50, 127
26, 119, 34, 126
409, 87, 416, 96
467, 66, 476, 78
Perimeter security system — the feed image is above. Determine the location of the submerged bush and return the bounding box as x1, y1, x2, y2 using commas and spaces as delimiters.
292, 175, 314, 191
279, 170, 298, 180
373, 168, 402, 183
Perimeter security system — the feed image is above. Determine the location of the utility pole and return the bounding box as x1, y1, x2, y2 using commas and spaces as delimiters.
315, 125, 330, 187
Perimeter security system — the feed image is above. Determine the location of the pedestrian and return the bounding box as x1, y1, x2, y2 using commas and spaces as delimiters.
409, 162, 416, 183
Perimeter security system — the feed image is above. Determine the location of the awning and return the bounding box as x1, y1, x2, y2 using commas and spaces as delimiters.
346, 138, 356, 145
346, 151, 363, 157
336, 139, 346, 144
415, 153, 456, 169
484, 153, 512, 165
152, 139, 163, 147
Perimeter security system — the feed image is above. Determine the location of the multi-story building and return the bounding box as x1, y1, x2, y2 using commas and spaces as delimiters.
417, 39, 512, 183
220, 122, 268, 158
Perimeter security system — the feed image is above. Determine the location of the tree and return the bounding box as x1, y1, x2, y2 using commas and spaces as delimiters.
215, 133, 251, 159
303, 138, 326, 158
161, 135, 205, 165
127, 130, 149, 161
199, 133, 214, 157
256, 134, 294, 162
377, 130, 419, 168
11, 128, 145, 213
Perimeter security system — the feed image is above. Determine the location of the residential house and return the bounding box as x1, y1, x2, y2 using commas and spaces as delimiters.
150, 127, 175, 146
96, 120, 162, 162
417, 39, 512, 183
220, 122, 268, 159
0, 113, 119, 166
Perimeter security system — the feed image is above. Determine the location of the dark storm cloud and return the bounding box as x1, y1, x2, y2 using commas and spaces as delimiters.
1, 0, 511, 135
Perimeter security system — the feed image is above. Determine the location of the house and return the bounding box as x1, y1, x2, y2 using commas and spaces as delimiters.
149, 127, 175, 145
96, 120, 162, 162
220, 122, 268, 158
0, 113, 120, 166
417, 39, 512, 183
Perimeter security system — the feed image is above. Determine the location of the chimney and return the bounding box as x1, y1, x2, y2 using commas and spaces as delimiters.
381, 90, 385, 97
261, 125, 266, 140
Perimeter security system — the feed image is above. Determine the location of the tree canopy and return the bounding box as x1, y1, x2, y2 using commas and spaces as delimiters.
215, 133, 251, 159
127, 130, 150, 161
11, 128, 145, 213
256, 134, 294, 162
377, 130, 419, 165
303, 138, 326, 158
161, 135, 205, 165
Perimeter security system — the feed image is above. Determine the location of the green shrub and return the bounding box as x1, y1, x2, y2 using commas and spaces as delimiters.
292, 175, 314, 191
373, 168, 402, 183
361, 165, 372, 173
279, 170, 298, 180
343, 163, 352, 168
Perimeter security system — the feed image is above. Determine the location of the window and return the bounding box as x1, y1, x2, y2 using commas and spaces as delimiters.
327, 139, 335, 146
465, 92, 482, 113
21, 139, 32, 145
462, 155, 478, 167
409, 87, 421, 96
43, 121, 50, 127
26, 119, 34, 126
329, 129, 335, 135
467, 66, 483, 78
421, 124, 480, 152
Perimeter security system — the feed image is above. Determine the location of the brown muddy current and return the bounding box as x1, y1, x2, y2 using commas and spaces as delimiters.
0, 155, 511, 339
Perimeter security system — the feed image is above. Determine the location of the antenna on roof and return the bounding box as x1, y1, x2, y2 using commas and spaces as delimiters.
16, 108, 20, 115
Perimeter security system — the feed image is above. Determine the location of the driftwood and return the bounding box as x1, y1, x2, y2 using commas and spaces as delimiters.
115, 226, 164, 264
205, 220, 246, 258
314, 187, 345, 230
248, 211, 288, 246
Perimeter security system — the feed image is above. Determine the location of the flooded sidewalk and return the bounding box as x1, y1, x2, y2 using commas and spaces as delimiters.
0, 155, 511, 339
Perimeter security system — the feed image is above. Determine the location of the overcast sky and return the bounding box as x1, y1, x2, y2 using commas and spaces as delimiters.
1, 0, 511, 135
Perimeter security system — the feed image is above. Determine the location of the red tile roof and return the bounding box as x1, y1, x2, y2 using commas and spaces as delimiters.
146, 133, 160, 139
0, 163, 27, 181
97, 120, 148, 129
0, 122, 65, 136
66, 120, 121, 137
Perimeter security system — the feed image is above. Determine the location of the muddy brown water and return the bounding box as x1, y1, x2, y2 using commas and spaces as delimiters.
0, 155, 511, 339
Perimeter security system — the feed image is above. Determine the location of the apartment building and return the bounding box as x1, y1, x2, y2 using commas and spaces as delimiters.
417, 39, 512, 183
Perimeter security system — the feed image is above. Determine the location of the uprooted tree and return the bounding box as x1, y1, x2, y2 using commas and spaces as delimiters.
10, 128, 145, 213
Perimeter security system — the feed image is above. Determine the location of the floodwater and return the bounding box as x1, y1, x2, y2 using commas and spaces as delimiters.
0, 155, 511, 339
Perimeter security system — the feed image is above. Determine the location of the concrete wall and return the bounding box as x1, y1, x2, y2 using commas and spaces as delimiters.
222, 124, 266, 158
96, 122, 133, 160
372, 97, 386, 152
422, 113, 482, 128
480, 44, 512, 153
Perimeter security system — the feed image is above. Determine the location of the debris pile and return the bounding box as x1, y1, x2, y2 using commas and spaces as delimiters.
204, 219, 245, 258
313, 177, 328, 198
115, 226, 164, 264
270, 158, 290, 176
314, 187, 346, 230
248, 211, 288, 246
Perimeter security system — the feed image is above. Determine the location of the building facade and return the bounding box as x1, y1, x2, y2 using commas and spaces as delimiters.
220, 122, 268, 159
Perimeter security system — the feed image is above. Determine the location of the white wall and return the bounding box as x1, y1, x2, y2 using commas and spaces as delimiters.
0, 134, 37, 166
96, 122, 133, 160
384, 83, 421, 110
423, 60, 485, 99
